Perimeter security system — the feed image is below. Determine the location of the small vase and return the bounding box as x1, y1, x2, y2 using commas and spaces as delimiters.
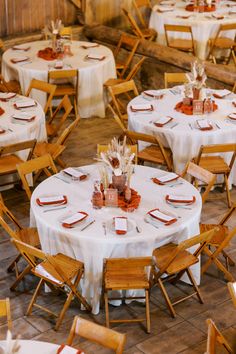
193, 87, 200, 100
112, 174, 127, 194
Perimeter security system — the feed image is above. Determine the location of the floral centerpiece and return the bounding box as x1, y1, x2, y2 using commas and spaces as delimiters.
41, 19, 63, 55
0, 331, 20, 354
186, 60, 207, 100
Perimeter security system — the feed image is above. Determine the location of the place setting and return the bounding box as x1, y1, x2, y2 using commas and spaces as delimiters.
36, 194, 68, 213
54, 167, 90, 184
129, 102, 154, 114
144, 207, 178, 229
165, 193, 196, 210
59, 210, 95, 231
150, 116, 179, 129
151, 172, 183, 188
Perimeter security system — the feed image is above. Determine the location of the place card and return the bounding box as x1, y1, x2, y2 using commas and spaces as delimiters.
114, 216, 127, 235
130, 103, 154, 112
152, 172, 179, 185
14, 99, 36, 108
153, 116, 173, 127
148, 208, 177, 225
156, 6, 174, 12
197, 119, 213, 131
63, 167, 87, 180
61, 211, 88, 228
12, 112, 35, 122
105, 188, 118, 207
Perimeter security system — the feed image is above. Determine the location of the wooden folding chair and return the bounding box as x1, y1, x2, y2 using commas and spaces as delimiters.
48, 69, 78, 116
26, 79, 56, 116
34, 115, 80, 168
46, 94, 73, 140
164, 72, 188, 89
0, 199, 40, 290
13, 239, 91, 330
0, 139, 36, 189
0, 298, 12, 331
232, 82, 236, 94
122, 8, 157, 41
205, 318, 233, 353
97, 143, 138, 164
132, 0, 152, 28
181, 161, 216, 204
152, 228, 218, 317
103, 257, 153, 333
108, 79, 139, 125
164, 24, 195, 55
67, 316, 126, 354
0, 74, 21, 94
113, 32, 140, 79
126, 130, 173, 171
228, 282, 236, 308
60, 26, 73, 40
17, 154, 58, 200
207, 24, 236, 65
193, 143, 236, 207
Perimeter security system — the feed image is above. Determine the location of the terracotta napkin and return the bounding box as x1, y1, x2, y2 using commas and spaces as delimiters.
114, 216, 127, 235
61, 211, 88, 228
85, 54, 105, 61
130, 103, 154, 112
212, 89, 231, 99
197, 120, 213, 131
63, 167, 87, 180
153, 116, 173, 127
57, 344, 84, 354
147, 208, 177, 225
0, 107, 5, 116
10, 56, 30, 63
12, 45, 30, 51
166, 194, 196, 204
152, 172, 179, 185
143, 91, 164, 99
0, 128, 6, 134
0, 92, 16, 101
14, 99, 36, 109
36, 195, 67, 206
156, 6, 174, 12
12, 112, 35, 122
228, 113, 236, 121
81, 43, 99, 49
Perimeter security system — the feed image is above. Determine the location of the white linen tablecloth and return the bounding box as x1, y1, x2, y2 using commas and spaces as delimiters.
128, 88, 236, 185
149, 0, 236, 59
0, 340, 59, 354
30, 164, 202, 314
2, 41, 116, 118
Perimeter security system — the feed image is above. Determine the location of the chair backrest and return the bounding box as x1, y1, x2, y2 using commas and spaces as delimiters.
0, 139, 36, 161
0, 298, 12, 331
133, 0, 152, 28
60, 26, 72, 40
122, 8, 144, 39
56, 115, 80, 146
13, 239, 46, 268
219, 203, 236, 225
16, 154, 58, 200
48, 69, 78, 81
195, 143, 236, 171
108, 80, 139, 122
126, 130, 172, 171
125, 56, 146, 81
26, 79, 56, 115
164, 24, 194, 46
47, 94, 73, 137
0, 200, 23, 240
228, 282, 236, 308
164, 72, 188, 89
97, 144, 138, 164
182, 162, 216, 204
67, 316, 126, 353
205, 318, 233, 353
154, 229, 218, 278
104, 256, 153, 272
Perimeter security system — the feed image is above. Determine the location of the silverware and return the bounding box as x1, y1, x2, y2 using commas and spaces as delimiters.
144, 218, 159, 229
81, 219, 95, 231
188, 123, 193, 130
168, 182, 184, 188
167, 203, 192, 210
54, 175, 70, 184
215, 123, 221, 129
102, 222, 107, 235
170, 122, 178, 129
136, 224, 141, 233
43, 206, 67, 213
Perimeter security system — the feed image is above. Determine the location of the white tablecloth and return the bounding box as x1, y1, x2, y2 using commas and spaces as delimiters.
2, 41, 116, 118
149, 0, 236, 59
128, 88, 236, 185
30, 164, 202, 314
0, 340, 59, 354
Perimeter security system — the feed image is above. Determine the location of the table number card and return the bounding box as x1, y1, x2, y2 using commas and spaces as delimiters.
193, 100, 203, 115
105, 188, 118, 207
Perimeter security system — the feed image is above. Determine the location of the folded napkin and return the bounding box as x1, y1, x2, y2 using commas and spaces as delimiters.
228, 113, 236, 120
12, 112, 35, 122
36, 195, 67, 206
114, 216, 127, 235
54, 60, 64, 69
0, 92, 16, 101
213, 89, 231, 98
35, 264, 63, 285
166, 194, 196, 204
85, 54, 105, 61
63, 167, 87, 180
159, 0, 175, 5
61, 211, 88, 228
176, 14, 191, 18
0, 107, 5, 116
12, 45, 30, 51
197, 119, 213, 131
156, 6, 174, 12
152, 172, 179, 185
147, 208, 177, 225
57, 344, 84, 354
81, 43, 99, 49
10, 56, 30, 63
0, 128, 6, 134
153, 116, 173, 127
211, 14, 224, 19
143, 90, 164, 99
130, 103, 154, 112
14, 99, 36, 109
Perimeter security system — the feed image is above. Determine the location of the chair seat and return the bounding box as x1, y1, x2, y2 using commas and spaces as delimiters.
196, 156, 230, 174
105, 269, 149, 290
54, 85, 76, 96
138, 145, 172, 165
153, 243, 198, 275
0, 155, 24, 174
212, 37, 235, 49
169, 39, 194, 51
104, 78, 124, 87
17, 227, 40, 247
200, 223, 229, 245
34, 142, 65, 159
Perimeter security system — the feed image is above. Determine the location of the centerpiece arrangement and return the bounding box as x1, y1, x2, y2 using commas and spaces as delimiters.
95, 137, 141, 212
175, 60, 217, 115
185, 0, 216, 12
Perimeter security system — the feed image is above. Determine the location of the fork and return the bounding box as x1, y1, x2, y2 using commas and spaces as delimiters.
102, 222, 107, 235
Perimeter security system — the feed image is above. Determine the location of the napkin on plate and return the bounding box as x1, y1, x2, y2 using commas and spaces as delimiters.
147, 208, 177, 225
85, 54, 106, 61
36, 195, 67, 206
10, 56, 30, 63
165, 194, 196, 204
12, 45, 30, 51
142, 90, 164, 99
212, 89, 231, 99
156, 6, 174, 12
197, 120, 213, 131
61, 211, 88, 228
114, 216, 128, 235
228, 113, 236, 121
57, 344, 84, 354
63, 167, 87, 180
12, 112, 35, 122
211, 13, 224, 19
152, 172, 179, 185
153, 116, 173, 127
130, 103, 154, 112
14, 99, 36, 109
54, 60, 64, 69
81, 43, 99, 49
0, 92, 16, 101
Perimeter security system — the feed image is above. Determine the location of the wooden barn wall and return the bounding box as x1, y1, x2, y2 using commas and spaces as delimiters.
0, 0, 78, 37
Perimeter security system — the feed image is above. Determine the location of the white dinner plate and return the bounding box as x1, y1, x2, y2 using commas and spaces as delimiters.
106, 218, 136, 235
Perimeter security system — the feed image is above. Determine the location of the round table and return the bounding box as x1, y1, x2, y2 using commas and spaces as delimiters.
31, 164, 202, 314
0, 340, 59, 354
128, 87, 236, 185
149, 0, 236, 59
2, 41, 116, 118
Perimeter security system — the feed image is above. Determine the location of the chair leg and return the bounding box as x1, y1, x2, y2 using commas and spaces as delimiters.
10, 264, 32, 291
158, 278, 176, 318
56, 157, 67, 169
145, 289, 151, 334
26, 278, 44, 316
222, 250, 235, 267
55, 290, 74, 331
224, 175, 231, 208
186, 268, 203, 304
104, 291, 110, 328
202, 248, 235, 282
7, 254, 21, 273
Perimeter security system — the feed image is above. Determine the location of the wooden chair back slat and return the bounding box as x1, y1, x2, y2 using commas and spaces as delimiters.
104, 257, 152, 271
220, 23, 236, 31
97, 143, 138, 164
164, 72, 188, 88
122, 8, 144, 38
0, 298, 12, 331
132, 0, 152, 28
219, 204, 236, 225
60, 26, 73, 40
0, 139, 36, 159
48, 69, 78, 80
198, 143, 236, 155
206, 318, 233, 353
0, 200, 23, 239
165, 24, 192, 33
125, 56, 146, 81
47, 95, 73, 135
56, 115, 80, 146
13, 239, 46, 267
26, 79, 56, 115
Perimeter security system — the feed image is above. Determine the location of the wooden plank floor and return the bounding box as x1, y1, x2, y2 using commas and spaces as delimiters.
0, 115, 236, 353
